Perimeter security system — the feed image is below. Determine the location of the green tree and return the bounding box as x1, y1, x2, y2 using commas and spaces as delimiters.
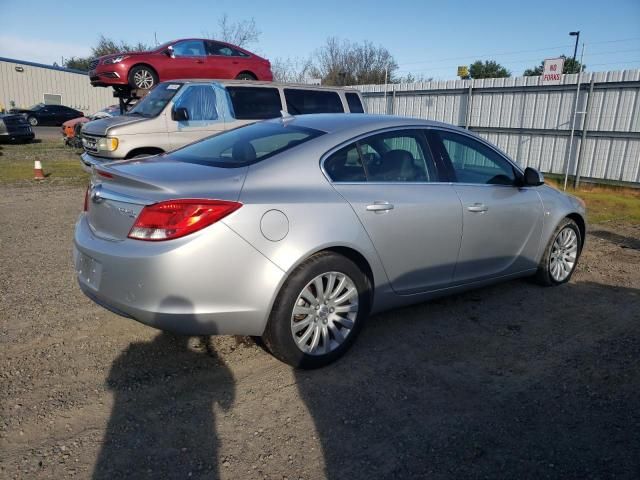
523, 55, 585, 76
467, 60, 511, 79
63, 35, 151, 71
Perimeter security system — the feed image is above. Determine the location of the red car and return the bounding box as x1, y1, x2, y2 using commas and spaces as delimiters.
89, 38, 272, 91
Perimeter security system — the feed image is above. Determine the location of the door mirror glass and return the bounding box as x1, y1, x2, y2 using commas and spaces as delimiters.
165, 45, 174, 58
523, 167, 544, 186
172, 107, 189, 122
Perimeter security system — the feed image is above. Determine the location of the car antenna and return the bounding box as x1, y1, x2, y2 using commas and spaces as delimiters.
280, 110, 295, 125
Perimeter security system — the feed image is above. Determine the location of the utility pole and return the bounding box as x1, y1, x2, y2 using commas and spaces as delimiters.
563, 43, 586, 191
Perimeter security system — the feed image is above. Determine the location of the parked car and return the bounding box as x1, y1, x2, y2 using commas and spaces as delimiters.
62, 105, 121, 147
10, 104, 83, 126
74, 114, 586, 368
89, 38, 272, 91
79, 80, 365, 170
0, 113, 34, 143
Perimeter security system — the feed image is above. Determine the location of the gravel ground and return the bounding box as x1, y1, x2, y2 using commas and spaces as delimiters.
1, 184, 639, 480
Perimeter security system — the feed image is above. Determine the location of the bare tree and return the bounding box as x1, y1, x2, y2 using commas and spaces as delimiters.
313, 37, 398, 86
271, 57, 318, 83
206, 13, 260, 48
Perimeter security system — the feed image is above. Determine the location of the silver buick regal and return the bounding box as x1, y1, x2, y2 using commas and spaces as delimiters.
74, 114, 586, 368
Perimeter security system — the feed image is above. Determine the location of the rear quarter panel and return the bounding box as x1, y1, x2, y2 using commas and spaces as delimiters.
220, 143, 394, 313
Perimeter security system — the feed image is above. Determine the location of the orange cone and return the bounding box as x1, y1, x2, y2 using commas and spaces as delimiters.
34, 160, 45, 180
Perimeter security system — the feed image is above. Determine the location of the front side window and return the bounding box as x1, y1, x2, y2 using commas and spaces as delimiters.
227, 86, 282, 120
437, 131, 517, 185
284, 89, 344, 115
128, 82, 183, 118
170, 122, 324, 167
172, 40, 206, 57
173, 85, 218, 121
345, 92, 364, 113
324, 130, 437, 183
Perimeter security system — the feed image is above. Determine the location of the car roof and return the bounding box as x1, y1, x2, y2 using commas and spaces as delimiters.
265, 113, 467, 136
166, 79, 361, 92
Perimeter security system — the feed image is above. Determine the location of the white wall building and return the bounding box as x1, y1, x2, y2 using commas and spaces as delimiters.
0, 57, 114, 114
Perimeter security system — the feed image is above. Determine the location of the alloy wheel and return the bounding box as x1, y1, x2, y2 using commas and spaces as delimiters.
549, 227, 578, 282
133, 70, 154, 89
290, 271, 358, 356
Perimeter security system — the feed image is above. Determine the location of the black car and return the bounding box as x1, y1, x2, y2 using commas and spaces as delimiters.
10, 104, 83, 126
0, 114, 35, 143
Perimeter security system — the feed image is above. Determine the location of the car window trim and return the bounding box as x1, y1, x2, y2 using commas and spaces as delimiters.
320, 126, 449, 184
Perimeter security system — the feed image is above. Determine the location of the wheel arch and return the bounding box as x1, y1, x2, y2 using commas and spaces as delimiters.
566, 212, 586, 248
128, 63, 159, 81
125, 147, 165, 159
235, 70, 257, 80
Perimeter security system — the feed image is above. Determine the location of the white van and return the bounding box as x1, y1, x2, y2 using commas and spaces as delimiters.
80, 80, 365, 170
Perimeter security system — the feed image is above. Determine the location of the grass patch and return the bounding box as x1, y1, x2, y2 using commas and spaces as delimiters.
545, 179, 640, 225
0, 140, 88, 185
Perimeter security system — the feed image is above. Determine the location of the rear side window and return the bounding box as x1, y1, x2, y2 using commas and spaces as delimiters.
324, 143, 366, 182
345, 92, 364, 113
324, 129, 437, 183
227, 87, 282, 120
284, 89, 344, 115
170, 122, 325, 167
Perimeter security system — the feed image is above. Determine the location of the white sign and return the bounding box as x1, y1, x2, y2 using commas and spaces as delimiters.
542, 58, 564, 85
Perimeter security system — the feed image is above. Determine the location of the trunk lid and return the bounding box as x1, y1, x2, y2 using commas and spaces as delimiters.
86, 156, 247, 241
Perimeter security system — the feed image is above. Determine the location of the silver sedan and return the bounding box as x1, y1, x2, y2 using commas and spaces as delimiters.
74, 114, 586, 368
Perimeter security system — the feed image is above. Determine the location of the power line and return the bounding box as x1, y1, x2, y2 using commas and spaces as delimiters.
397, 44, 574, 67
395, 37, 640, 69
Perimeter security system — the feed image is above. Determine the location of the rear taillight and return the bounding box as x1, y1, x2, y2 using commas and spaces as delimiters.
84, 185, 90, 212
128, 199, 242, 241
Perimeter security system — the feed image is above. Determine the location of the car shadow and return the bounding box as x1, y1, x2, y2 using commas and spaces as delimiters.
590, 229, 640, 250
93, 297, 235, 480
294, 279, 640, 479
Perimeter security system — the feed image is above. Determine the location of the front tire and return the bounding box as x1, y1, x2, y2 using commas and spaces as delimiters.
535, 218, 582, 286
263, 252, 371, 369
235, 72, 257, 80
27, 116, 38, 126
128, 65, 158, 90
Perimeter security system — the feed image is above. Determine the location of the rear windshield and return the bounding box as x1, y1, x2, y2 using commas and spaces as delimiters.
170, 121, 325, 167
128, 83, 182, 118
227, 86, 282, 120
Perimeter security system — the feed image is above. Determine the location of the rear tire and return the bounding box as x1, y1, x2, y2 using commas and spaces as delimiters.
128, 65, 158, 90
535, 218, 582, 286
235, 72, 257, 81
262, 252, 371, 369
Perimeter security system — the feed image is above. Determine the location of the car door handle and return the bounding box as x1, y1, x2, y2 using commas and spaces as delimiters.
195, 59, 204, 64
467, 203, 488, 213
366, 202, 394, 212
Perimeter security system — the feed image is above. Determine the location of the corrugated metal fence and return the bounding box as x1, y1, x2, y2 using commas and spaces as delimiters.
356, 70, 640, 184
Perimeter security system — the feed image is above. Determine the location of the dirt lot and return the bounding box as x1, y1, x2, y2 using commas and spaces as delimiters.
1, 183, 639, 480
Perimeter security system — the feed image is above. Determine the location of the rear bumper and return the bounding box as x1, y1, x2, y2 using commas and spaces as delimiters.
73, 213, 285, 336
0, 130, 34, 143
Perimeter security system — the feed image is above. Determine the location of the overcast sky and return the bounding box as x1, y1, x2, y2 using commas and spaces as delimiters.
0, 0, 639, 78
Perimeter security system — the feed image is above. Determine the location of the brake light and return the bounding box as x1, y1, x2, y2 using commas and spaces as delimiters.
128, 199, 242, 241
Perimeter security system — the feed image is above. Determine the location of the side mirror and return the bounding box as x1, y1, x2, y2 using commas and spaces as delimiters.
165, 45, 175, 58
523, 167, 544, 186
172, 107, 189, 122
